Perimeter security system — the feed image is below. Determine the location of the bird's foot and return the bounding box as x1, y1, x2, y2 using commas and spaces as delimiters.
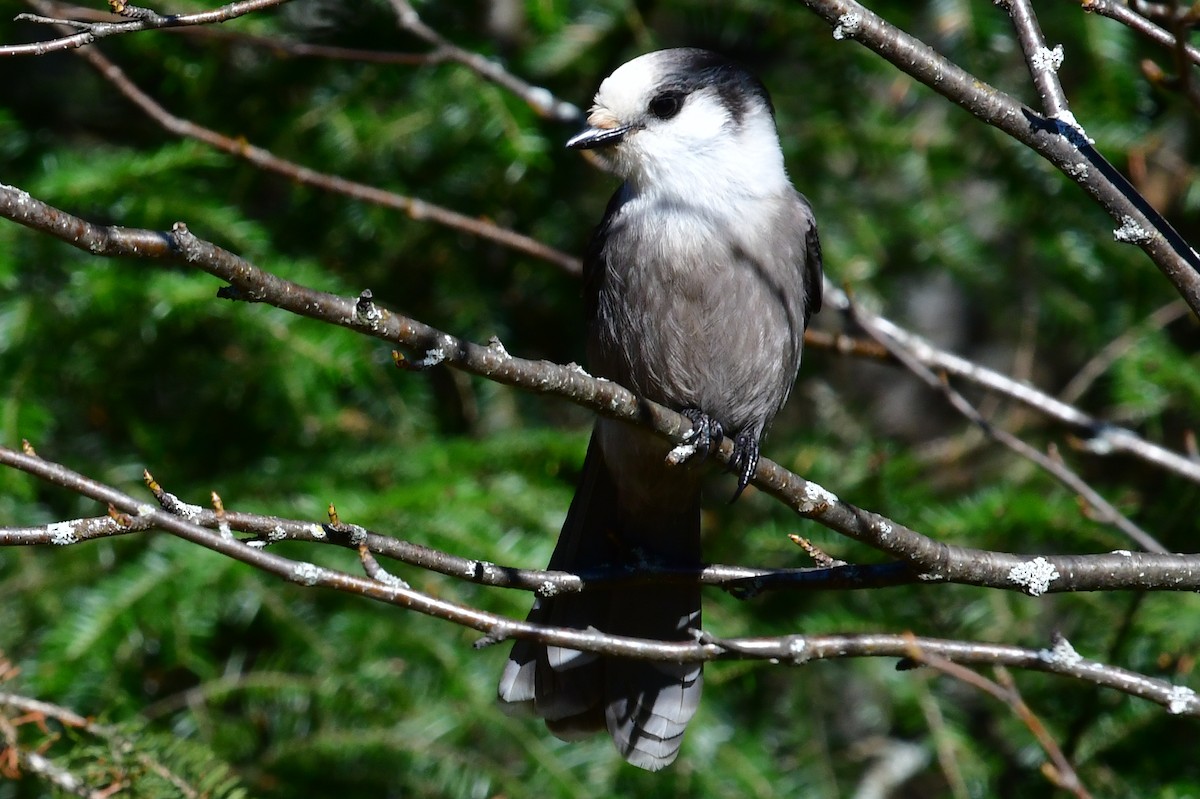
728, 432, 760, 503
673, 410, 760, 501
680, 408, 724, 462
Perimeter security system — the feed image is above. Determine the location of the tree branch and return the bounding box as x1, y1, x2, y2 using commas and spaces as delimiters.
52, 17, 580, 275
7, 465, 1200, 594
848, 293, 1167, 553
824, 283, 1200, 485
22, 0, 441, 64
907, 646, 1093, 798
3, 0, 291, 57
1081, 0, 1200, 67
18, 2, 1196, 488
798, 0, 1200, 316
1058, 300, 1192, 404
6, 182, 1200, 591
0, 691, 207, 797
386, 0, 582, 123
1002, 0, 1071, 117
2, 442, 1199, 720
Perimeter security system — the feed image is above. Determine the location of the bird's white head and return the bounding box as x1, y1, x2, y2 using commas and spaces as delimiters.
568, 49, 789, 200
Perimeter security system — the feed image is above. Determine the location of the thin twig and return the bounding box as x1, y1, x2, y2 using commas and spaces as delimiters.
52, 12, 580, 275
387, 0, 582, 123
4, 440, 1200, 720
802, 328, 891, 360
1081, 0, 1200, 67
913, 683, 971, 799
849, 293, 1168, 553
824, 283, 1200, 485
23, 0, 438, 64
3, 0, 291, 57
799, 0, 1200, 317
1002, 0, 1071, 117
1059, 300, 1192, 404
904, 640, 1093, 799
0, 692, 201, 798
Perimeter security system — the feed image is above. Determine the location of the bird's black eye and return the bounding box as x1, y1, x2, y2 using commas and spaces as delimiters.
648, 91, 683, 120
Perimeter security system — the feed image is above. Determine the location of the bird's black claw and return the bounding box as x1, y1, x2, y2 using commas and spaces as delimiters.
681, 408, 723, 462
728, 433, 760, 503
680, 411, 759, 499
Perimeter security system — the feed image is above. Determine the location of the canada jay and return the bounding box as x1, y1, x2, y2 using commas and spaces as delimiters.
498, 48, 823, 770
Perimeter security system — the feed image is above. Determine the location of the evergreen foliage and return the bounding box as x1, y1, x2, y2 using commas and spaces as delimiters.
1, 1, 1198, 796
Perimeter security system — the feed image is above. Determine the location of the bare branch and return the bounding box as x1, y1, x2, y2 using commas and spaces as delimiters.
907, 643, 1093, 799
1059, 300, 1192, 404
992, 667, 1091, 799
8, 473, 1200, 595
4, 439, 1200, 721
24, 0, 439, 64
7, 184, 1200, 594
1001, 0, 1071, 117
798, 0, 1200, 316
57, 21, 580, 275
387, 0, 582, 123
1081, 0, 1200, 67
848, 293, 1167, 553
0, 496, 915, 594
824, 283, 1200, 485
3, 0, 291, 57
0, 691, 204, 798
0, 691, 102, 798
803, 327, 890, 360
914, 685, 971, 799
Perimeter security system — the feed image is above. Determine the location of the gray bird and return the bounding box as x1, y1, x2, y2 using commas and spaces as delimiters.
498, 47, 823, 771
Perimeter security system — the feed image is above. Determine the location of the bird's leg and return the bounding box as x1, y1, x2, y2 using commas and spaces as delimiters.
680, 408, 724, 462
728, 432, 760, 503
679, 410, 758, 501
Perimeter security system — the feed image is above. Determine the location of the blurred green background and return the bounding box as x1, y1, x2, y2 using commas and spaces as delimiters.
2, 0, 1199, 796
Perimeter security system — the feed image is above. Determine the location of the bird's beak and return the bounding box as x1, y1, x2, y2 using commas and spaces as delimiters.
566, 124, 632, 150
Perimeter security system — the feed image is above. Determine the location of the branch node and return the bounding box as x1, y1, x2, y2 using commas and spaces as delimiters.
107, 504, 134, 528
358, 544, 410, 589
833, 12, 863, 40
1037, 632, 1084, 668
327, 522, 368, 545
485, 335, 509, 358
473, 624, 512, 650
210, 491, 232, 539
108, 0, 167, 23
354, 289, 382, 328
788, 534, 844, 567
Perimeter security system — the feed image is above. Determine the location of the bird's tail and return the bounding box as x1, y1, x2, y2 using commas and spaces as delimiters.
497, 430, 703, 771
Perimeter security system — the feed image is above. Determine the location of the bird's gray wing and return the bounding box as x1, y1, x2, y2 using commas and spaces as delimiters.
797, 191, 824, 325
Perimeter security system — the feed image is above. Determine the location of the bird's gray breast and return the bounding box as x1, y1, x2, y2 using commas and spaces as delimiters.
587, 192, 808, 438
